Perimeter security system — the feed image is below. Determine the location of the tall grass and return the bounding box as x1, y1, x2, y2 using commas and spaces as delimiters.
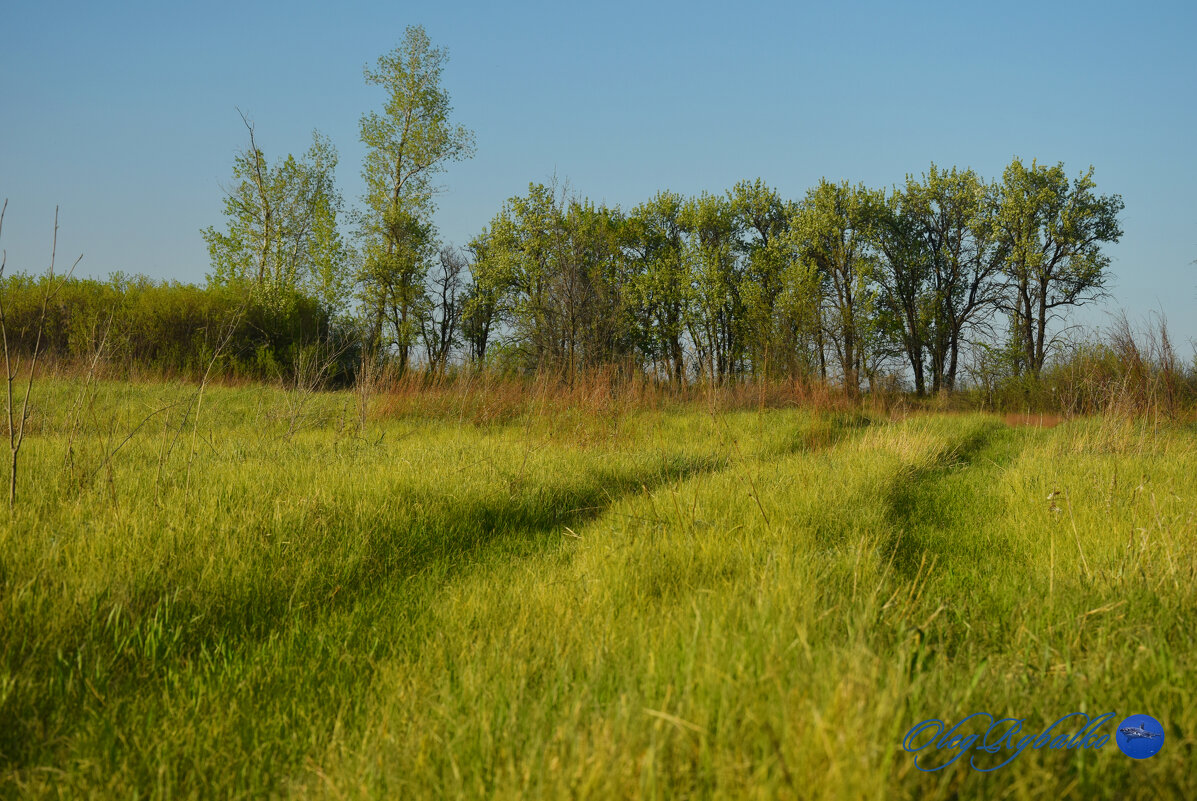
367, 367, 900, 428
964, 313, 1196, 419
1050, 312, 1194, 420
0, 377, 1194, 798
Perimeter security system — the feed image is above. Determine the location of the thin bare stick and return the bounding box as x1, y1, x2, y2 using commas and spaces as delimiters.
182, 290, 252, 495
63, 309, 114, 474
0, 201, 82, 506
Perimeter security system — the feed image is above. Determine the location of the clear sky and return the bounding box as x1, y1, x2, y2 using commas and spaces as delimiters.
2, 0, 1194, 348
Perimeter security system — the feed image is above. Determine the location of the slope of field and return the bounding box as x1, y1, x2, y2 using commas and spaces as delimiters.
1, 380, 1194, 799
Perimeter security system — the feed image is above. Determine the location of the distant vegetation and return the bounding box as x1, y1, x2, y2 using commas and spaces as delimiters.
1, 267, 1191, 419
6, 24, 1182, 416
0, 273, 349, 383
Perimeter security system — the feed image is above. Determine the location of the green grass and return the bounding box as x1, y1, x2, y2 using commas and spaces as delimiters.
1, 379, 1195, 799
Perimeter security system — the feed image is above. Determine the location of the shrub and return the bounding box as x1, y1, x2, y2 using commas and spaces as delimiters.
0, 273, 354, 385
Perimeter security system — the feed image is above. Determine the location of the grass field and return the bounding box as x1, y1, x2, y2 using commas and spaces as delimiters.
1, 379, 1194, 799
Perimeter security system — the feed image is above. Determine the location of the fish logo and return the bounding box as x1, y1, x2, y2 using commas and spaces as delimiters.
1115, 715, 1165, 759
1118, 723, 1161, 740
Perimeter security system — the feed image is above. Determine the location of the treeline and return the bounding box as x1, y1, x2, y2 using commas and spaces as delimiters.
4, 24, 1173, 407
451, 161, 1123, 395
183, 26, 1130, 397
3, 158, 1127, 396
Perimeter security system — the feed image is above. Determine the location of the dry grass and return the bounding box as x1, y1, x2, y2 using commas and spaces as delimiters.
368, 367, 903, 428
1050, 312, 1195, 421
1001, 412, 1065, 428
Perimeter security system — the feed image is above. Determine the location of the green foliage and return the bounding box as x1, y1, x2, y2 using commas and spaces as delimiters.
871, 165, 1007, 394
202, 128, 350, 314
470, 183, 631, 378
358, 25, 476, 367
787, 180, 884, 393
190, 107, 1130, 394
449, 160, 1126, 395
0, 273, 349, 382
359, 26, 475, 223
997, 159, 1124, 376
358, 205, 435, 364
680, 192, 743, 383
624, 191, 688, 382
730, 179, 793, 378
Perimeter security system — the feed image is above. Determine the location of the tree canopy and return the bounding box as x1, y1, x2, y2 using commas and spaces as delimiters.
199, 29, 1125, 392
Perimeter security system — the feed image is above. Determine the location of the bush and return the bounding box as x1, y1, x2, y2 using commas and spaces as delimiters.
0, 273, 356, 385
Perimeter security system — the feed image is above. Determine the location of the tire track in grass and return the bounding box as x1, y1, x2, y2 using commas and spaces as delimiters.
4, 408, 885, 798
882, 419, 1024, 582
5, 412, 871, 795
878, 418, 1031, 680
0, 453, 726, 780
289, 412, 882, 797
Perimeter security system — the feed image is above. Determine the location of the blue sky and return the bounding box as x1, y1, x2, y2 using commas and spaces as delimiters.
2, 0, 1194, 347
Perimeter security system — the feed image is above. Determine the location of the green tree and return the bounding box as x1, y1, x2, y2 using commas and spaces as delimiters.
872, 166, 1007, 394
467, 182, 632, 379
773, 255, 824, 380
557, 198, 627, 377
870, 186, 932, 394
202, 116, 349, 315
358, 207, 435, 368
358, 25, 475, 369
730, 179, 791, 378
460, 235, 499, 365
421, 245, 466, 374
996, 159, 1123, 377
788, 180, 882, 394
914, 166, 1008, 391
624, 192, 689, 383
680, 193, 742, 384
485, 183, 562, 371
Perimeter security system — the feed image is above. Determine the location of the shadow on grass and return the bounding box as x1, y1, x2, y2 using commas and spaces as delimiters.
1, 411, 879, 786
0, 452, 726, 777
772, 410, 872, 458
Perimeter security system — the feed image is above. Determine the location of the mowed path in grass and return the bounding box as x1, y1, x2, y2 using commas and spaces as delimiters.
1, 381, 1195, 799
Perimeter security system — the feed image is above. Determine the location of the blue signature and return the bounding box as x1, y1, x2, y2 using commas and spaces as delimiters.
902, 712, 1115, 771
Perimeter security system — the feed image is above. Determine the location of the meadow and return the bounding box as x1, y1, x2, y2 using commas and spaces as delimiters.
0, 378, 1194, 799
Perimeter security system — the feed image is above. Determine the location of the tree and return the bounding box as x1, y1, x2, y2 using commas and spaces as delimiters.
915, 166, 1008, 391
461, 233, 499, 364
358, 25, 476, 368
996, 159, 1123, 376
556, 198, 627, 378
873, 166, 1008, 394
730, 179, 791, 378
788, 180, 883, 394
680, 193, 742, 384
421, 245, 466, 374
625, 191, 689, 383
202, 114, 349, 314
473, 182, 563, 372
871, 186, 932, 394
466, 181, 633, 379
358, 207, 434, 371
